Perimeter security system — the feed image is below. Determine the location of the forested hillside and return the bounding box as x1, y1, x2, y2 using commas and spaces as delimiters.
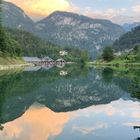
0, 0, 21, 57
6, 28, 88, 62
113, 26, 140, 52
122, 22, 140, 32
6, 28, 61, 57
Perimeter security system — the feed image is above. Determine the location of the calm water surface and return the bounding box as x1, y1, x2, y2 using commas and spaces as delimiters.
0, 66, 139, 140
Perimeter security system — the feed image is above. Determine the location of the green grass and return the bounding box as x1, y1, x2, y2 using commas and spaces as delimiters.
88, 58, 140, 67
0, 57, 25, 65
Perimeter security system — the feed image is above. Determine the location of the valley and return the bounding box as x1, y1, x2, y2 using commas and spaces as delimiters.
0, 0, 140, 140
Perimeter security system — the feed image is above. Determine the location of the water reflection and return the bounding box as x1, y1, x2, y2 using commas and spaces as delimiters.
0, 100, 139, 140
102, 68, 114, 84
0, 103, 69, 140
0, 66, 140, 140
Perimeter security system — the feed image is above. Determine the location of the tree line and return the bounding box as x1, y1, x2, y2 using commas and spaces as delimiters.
101, 44, 140, 63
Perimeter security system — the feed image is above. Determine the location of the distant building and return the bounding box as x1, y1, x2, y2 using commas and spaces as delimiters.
56, 58, 66, 68
56, 58, 65, 64
59, 51, 68, 56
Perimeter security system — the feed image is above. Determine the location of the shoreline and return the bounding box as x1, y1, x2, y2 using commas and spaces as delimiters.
88, 62, 140, 67
0, 61, 140, 71
0, 63, 33, 71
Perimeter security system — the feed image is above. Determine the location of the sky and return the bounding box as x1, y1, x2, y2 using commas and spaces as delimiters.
5, 0, 140, 24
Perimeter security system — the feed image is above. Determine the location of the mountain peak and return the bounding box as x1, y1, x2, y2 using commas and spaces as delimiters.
2, 1, 34, 31
36, 11, 124, 58
43, 10, 112, 25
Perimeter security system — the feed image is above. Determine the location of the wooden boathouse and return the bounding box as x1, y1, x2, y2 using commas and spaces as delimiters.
23, 57, 66, 66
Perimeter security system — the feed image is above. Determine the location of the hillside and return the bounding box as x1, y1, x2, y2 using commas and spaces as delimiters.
122, 22, 140, 32
113, 26, 140, 52
0, 26, 21, 57
6, 28, 60, 57
35, 11, 124, 58
6, 28, 88, 62
2, 1, 34, 32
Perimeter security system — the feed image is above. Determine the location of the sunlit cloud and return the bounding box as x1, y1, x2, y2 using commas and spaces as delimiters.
5, 0, 76, 20
0, 103, 69, 140
132, 112, 140, 118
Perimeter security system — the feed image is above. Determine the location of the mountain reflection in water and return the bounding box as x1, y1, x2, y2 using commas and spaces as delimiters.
0, 66, 139, 140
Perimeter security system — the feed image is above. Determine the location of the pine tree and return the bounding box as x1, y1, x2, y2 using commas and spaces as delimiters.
102, 46, 114, 62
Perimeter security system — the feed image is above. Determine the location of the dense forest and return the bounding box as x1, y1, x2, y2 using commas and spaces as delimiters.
6, 28, 62, 57
113, 25, 140, 52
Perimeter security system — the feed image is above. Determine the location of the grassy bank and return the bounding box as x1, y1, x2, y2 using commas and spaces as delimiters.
0, 57, 26, 65
0, 57, 32, 70
88, 61, 140, 67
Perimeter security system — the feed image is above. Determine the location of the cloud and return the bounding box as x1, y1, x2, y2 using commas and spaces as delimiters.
6, 0, 75, 20
72, 123, 108, 135
132, 112, 140, 118
83, 7, 128, 24
132, 4, 140, 13
71, 99, 140, 118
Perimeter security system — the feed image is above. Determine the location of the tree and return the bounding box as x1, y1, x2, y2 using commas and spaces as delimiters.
133, 44, 140, 54
102, 68, 114, 84
102, 46, 114, 62
80, 50, 89, 66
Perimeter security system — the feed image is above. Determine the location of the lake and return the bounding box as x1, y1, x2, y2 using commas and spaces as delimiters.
0, 66, 139, 140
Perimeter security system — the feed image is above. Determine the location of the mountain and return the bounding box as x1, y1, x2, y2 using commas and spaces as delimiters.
2, 2, 124, 58
2, 1, 34, 32
113, 25, 140, 52
35, 11, 124, 58
122, 22, 140, 32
